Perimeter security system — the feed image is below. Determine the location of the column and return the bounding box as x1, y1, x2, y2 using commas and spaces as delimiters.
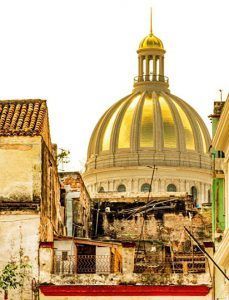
138, 56, 141, 82
201, 183, 205, 204
145, 55, 149, 81
161, 56, 164, 77
185, 181, 190, 193
139, 56, 143, 81
159, 56, 163, 81
154, 180, 159, 193
153, 56, 157, 81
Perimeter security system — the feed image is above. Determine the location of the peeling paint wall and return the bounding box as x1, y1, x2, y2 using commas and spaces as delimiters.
59, 172, 91, 238
99, 207, 211, 244
0, 214, 40, 300
0, 134, 65, 299
0, 136, 42, 202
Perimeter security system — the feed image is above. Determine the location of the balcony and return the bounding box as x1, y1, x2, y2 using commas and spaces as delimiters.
134, 253, 206, 274
54, 254, 121, 275
134, 74, 169, 84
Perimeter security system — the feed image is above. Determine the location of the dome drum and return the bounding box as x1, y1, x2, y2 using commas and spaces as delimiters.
86, 150, 211, 173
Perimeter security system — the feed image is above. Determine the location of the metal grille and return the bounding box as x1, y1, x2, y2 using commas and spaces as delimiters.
54, 255, 76, 275
134, 254, 206, 274
54, 255, 112, 275
78, 255, 110, 274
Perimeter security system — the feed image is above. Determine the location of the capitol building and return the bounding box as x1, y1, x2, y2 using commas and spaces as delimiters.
83, 19, 212, 205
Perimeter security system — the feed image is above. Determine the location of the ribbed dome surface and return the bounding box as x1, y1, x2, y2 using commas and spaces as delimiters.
139, 33, 164, 50
86, 91, 211, 171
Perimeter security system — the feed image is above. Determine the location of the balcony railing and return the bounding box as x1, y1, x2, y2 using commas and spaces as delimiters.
54, 254, 120, 275
134, 254, 206, 274
134, 74, 169, 84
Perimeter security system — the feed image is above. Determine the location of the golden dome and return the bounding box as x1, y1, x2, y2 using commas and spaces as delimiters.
86, 91, 211, 172
139, 33, 164, 50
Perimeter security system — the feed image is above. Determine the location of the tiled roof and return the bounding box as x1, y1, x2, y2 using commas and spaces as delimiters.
0, 99, 47, 136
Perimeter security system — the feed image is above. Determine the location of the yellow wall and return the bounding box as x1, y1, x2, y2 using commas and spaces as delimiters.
0, 136, 42, 202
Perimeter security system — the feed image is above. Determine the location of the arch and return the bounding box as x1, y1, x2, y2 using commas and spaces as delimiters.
141, 183, 151, 192
167, 184, 177, 192
208, 189, 211, 203
190, 186, 198, 201
117, 184, 126, 192
98, 186, 105, 193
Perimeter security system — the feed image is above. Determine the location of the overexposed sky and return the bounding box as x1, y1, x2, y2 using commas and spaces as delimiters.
0, 0, 228, 171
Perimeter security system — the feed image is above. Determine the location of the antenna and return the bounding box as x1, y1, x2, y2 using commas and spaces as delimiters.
150, 7, 153, 34
219, 89, 223, 102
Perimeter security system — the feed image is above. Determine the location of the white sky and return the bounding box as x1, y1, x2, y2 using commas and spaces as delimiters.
0, 0, 228, 171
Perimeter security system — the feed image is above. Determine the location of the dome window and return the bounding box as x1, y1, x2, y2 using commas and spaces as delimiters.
167, 184, 177, 192
141, 183, 151, 192
98, 187, 105, 193
191, 186, 198, 201
208, 189, 211, 203
117, 184, 126, 192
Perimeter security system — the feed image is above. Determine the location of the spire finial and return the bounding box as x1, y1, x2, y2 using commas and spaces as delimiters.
150, 7, 153, 34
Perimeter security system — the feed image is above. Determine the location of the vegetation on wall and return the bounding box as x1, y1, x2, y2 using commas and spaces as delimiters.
0, 262, 30, 300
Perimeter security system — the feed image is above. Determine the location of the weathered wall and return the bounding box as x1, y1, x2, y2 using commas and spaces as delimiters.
0, 135, 65, 299
122, 247, 135, 274
40, 141, 65, 242
59, 172, 91, 238
102, 211, 211, 244
0, 136, 42, 202
0, 214, 40, 300
0, 136, 42, 299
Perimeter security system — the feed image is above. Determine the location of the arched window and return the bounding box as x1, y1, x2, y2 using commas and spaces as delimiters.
208, 189, 211, 203
117, 184, 126, 192
191, 186, 198, 201
141, 183, 151, 192
167, 184, 177, 192
98, 186, 104, 193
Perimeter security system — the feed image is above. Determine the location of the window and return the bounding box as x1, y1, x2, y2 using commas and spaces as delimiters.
117, 184, 126, 192
208, 189, 211, 203
141, 183, 151, 192
167, 184, 177, 192
62, 251, 68, 261
98, 187, 105, 193
191, 186, 198, 201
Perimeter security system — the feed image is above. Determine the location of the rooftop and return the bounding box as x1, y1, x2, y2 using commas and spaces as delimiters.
0, 99, 47, 136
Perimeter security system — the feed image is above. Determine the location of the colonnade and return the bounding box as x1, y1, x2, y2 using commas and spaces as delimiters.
138, 55, 164, 82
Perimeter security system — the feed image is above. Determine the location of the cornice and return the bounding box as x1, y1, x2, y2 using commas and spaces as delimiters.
212, 97, 229, 153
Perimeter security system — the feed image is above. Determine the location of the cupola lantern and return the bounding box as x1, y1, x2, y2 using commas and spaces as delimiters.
134, 9, 169, 91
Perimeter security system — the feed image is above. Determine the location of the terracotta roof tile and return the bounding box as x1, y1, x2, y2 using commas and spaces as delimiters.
0, 99, 47, 136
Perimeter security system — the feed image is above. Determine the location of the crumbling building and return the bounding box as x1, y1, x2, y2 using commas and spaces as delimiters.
0, 100, 66, 299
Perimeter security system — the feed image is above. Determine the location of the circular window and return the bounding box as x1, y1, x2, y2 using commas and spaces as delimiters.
141, 183, 151, 192
117, 184, 126, 192
167, 184, 177, 192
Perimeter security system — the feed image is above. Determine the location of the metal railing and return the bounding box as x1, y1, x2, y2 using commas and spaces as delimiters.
54, 255, 113, 275
134, 254, 206, 274
134, 74, 169, 84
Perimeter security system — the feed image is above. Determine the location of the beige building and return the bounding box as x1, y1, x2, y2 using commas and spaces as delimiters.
83, 16, 211, 207
59, 171, 91, 238
212, 96, 229, 299
0, 99, 65, 299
